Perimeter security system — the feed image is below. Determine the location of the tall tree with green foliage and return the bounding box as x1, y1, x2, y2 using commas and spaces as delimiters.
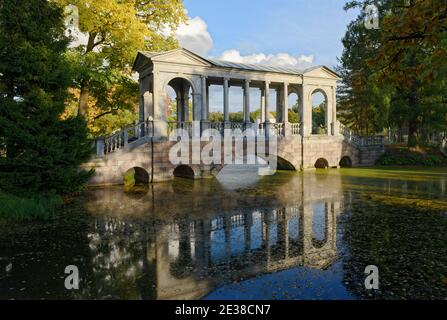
57, 0, 187, 123
0, 0, 92, 197
339, 0, 447, 146
337, 2, 391, 135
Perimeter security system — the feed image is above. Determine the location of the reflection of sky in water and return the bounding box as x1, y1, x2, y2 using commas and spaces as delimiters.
211, 229, 226, 263
230, 225, 245, 257
204, 261, 353, 300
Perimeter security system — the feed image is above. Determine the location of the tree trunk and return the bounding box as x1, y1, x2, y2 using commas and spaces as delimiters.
78, 80, 89, 117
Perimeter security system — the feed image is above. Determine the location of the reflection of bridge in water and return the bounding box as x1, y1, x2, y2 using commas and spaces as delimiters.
158, 202, 341, 299
83, 172, 345, 300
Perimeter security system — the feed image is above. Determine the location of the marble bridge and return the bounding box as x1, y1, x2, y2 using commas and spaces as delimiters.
82, 48, 384, 186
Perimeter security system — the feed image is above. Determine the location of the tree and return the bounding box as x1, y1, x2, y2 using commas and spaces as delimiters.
337, 1, 393, 135
0, 0, 92, 196
57, 0, 187, 124
339, 0, 447, 146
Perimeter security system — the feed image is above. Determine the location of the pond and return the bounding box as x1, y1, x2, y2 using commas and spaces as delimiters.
0, 168, 446, 300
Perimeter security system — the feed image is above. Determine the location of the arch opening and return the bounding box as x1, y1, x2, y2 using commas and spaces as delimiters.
173, 165, 195, 179
254, 155, 296, 171
311, 90, 328, 135
339, 156, 353, 168
166, 77, 194, 123
276, 156, 296, 171
123, 167, 149, 192
315, 158, 329, 169
208, 84, 223, 123
288, 92, 300, 124
229, 86, 244, 122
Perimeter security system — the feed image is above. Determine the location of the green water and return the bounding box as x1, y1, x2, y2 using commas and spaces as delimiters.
0, 167, 446, 300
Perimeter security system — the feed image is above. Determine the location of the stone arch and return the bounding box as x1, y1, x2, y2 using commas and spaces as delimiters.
123, 167, 149, 191
163, 74, 198, 94
276, 155, 297, 171
123, 167, 149, 184
173, 165, 196, 179
315, 158, 329, 169
255, 154, 297, 171
164, 76, 197, 122
310, 88, 329, 135
339, 156, 353, 168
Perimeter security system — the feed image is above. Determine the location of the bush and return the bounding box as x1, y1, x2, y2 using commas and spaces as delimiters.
0, 193, 62, 221
376, 147, 445, 167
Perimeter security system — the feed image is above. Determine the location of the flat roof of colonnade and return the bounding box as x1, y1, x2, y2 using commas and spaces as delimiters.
133, 48, 341, 79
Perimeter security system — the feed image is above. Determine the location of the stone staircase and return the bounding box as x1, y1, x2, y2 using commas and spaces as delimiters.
94, 120, 154, 156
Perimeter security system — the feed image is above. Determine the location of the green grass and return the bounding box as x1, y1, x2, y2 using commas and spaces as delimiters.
0, 193, 63, 221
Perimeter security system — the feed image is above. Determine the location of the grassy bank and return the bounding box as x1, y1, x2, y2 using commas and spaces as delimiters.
0, 193, 63, 221
376, 146, 447, 167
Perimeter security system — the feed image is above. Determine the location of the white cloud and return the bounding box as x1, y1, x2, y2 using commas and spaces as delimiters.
217, 49, 314, 69
175, 17, 213, 56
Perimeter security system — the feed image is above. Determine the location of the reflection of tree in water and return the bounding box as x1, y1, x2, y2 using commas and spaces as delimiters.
75, 217, 150, 299
0, 214, 92, 299
340, 191, 447, 300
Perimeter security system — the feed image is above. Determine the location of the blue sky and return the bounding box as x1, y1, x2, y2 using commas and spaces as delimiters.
182, 0, 358, 68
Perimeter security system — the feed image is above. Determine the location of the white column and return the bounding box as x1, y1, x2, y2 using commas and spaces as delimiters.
276, 88, 282, 123
265, 81, 270, 123
143, 91, 152, 122
152, 72, 167, 137
244, 80, 251, 123
185, 94, 191, 122
283, 82, 289, 123
206, 84, 210, 118
302, 85, 312, 136
260, 88, 266, 123
224, 78, 230, 123
176, 97, 183, 124
201, 76, 208, 121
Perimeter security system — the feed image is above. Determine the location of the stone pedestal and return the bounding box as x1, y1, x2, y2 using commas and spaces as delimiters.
153, 120, 167, 138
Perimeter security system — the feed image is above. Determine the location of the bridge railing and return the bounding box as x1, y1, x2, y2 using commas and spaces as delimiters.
338, 121, 384, 147
97, 120, 154, 156
290, 123, 301, 136
167, 121, 193, 137
98, 120, 383, 156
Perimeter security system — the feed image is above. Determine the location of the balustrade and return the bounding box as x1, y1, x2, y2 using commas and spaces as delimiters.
98, 119, 384, 157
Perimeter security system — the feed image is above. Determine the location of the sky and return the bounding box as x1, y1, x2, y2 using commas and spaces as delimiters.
173, 0, 359, 112
179, 0, 359, 69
